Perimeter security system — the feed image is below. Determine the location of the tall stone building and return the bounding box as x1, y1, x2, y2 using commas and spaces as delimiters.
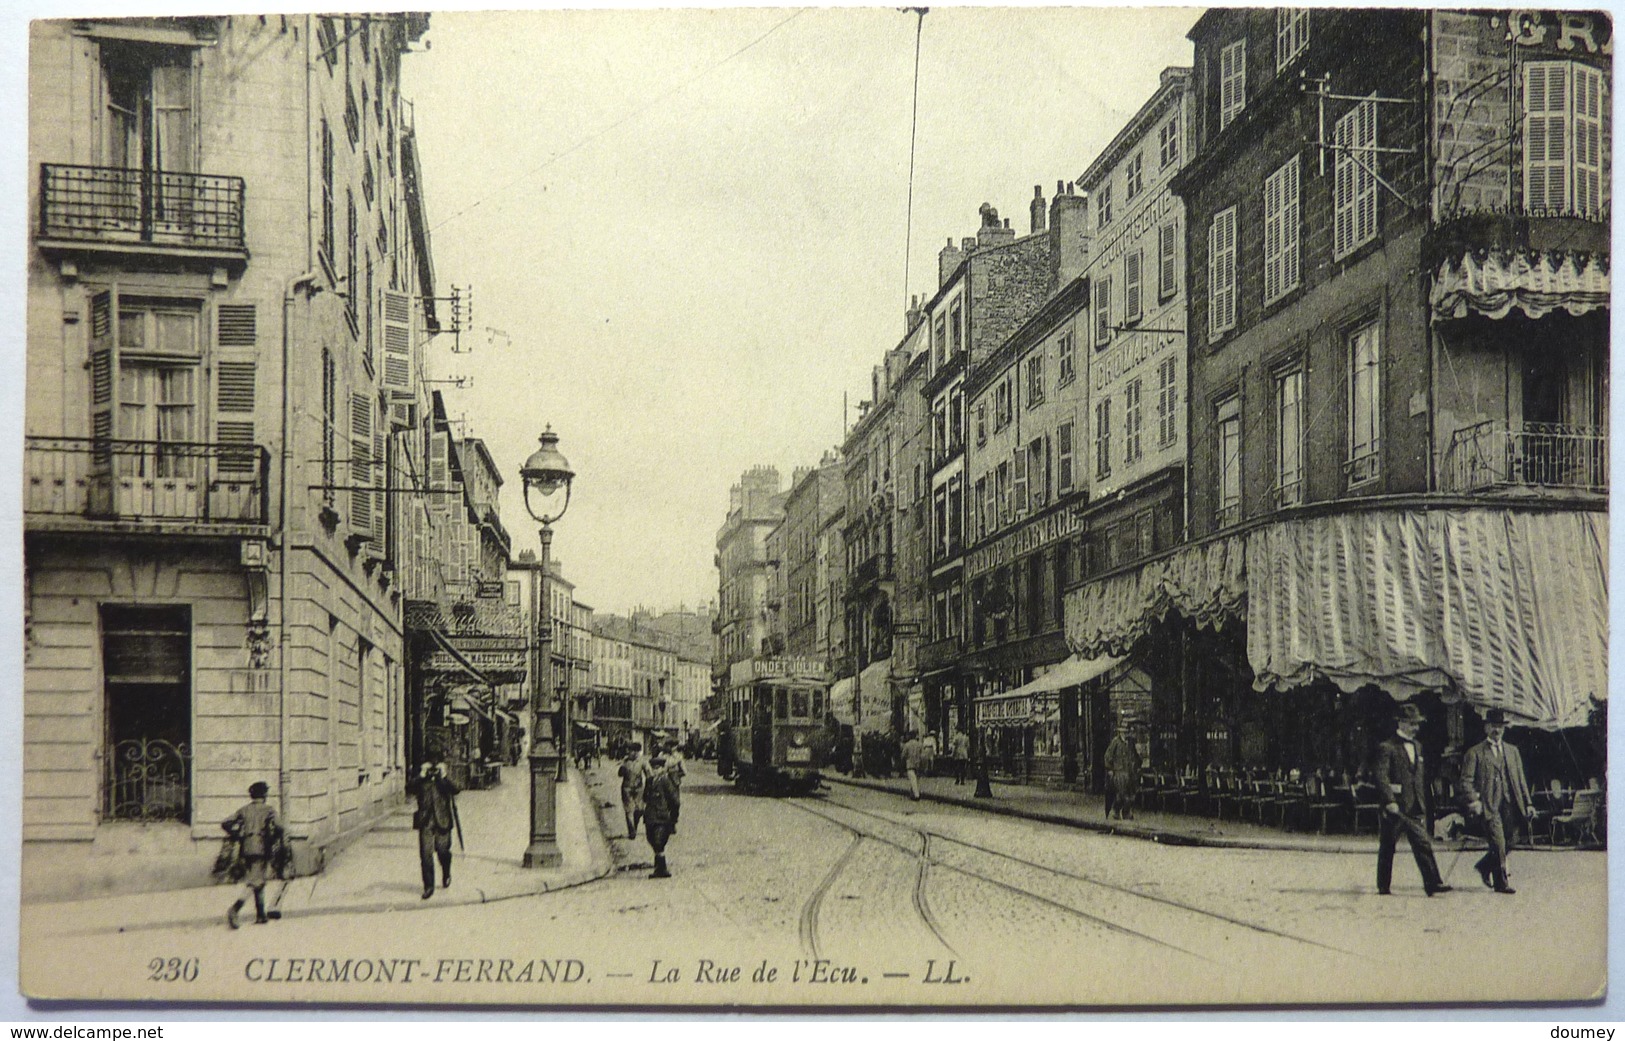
1066, 9, 1608, 781
23, 14, 444, 896
713, 467, 787, 696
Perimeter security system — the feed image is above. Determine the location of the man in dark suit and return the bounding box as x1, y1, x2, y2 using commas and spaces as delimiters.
1374, 702, 1451, 897
1458, 708, 1535, 894
409, 762, 459, 900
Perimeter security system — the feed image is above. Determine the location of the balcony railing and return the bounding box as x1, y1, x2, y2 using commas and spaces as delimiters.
850, 551, 895, 590
26, 436, 269, 526
38, 164, 246, 252
1443, 420, 1608, 494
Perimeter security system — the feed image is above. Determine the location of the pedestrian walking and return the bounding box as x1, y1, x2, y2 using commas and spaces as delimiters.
1374, 703, 1452, 897
663, 739, 687, 789
1104, 724, 1140, 820
617, 742, 651, 839
409, 761, 460, 900
1457, 708, 1535, 895
951, 729, 969, 785
902, 731, 924, 801
643, 751, 681, 878
851, 729, 866, 778
922, 731, 939, 777
222, 781, 283, 928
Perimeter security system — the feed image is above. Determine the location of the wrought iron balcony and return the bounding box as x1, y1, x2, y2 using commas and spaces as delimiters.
25, 436, 269, 528
1443, 420, 1608, 495
38, 163, 246, 256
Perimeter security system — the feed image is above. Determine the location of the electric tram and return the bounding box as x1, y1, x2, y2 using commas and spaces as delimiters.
720, 656, 833, 793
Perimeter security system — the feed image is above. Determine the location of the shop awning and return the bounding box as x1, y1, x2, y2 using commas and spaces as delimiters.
1065, 535, 1247, 656
1248, 508, 1607, 730
451, 691, 496, 722
829, 677, 855, 725
856, 658, 894, 732
427, 627, 494, 687
1017, 653, 1126, 697
1431, 250, 1610, 321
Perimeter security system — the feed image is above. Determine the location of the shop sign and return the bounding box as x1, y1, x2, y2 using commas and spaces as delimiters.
1502, 11, 1611, 54
976, 694, 1032, 725
730, 656, 828, 686
426, 648, 527, 674
967, 509, 1081, 577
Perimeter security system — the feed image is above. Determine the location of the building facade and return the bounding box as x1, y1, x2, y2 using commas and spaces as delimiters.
713, 467, 787, 705
1065, 8, 1608, 785
23, 14, 443, 897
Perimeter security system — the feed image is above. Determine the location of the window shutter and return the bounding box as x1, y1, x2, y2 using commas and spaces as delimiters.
350, 392, 373, 535
381, 288, 414, 394
1355, 101, 1378, 244
1209, 208, 1236, 339
216, 304, 257, 348
1524, 62, 1568, 212
1334, 110, 1355, 254
1058, 422, 1074, 492
1159, 223, 1177, 299
88, 287, 120, 480
1264, 165, 1283, 302
1282, 155, 1300, 292
1012, 448, 1028, 517
1573, 64, 1604, 216
1094, 276, 1111, 345
215, 361, 257, 474
372, 422, 387, 550
1124, 250, 1143, 323
1220, 40, 1246, 129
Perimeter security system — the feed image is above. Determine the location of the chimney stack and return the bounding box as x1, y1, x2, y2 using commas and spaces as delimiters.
938, 236, 964, 287
1030, 185, 1047, 234
1050, 182, 1091, 285
905, 293, 924, 334
977, 203, 1015, 247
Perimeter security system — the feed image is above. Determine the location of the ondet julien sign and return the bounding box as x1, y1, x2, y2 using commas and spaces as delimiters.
729, 656, 828, 687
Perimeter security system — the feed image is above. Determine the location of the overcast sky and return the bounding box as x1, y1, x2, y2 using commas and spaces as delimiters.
400, 6, 1197, 615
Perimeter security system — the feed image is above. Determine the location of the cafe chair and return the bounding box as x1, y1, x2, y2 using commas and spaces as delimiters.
1551, 789, 1601, 847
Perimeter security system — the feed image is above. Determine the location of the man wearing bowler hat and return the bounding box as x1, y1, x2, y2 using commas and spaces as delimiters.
1457, 708, 1534, 894
1374, 702, 1451, 896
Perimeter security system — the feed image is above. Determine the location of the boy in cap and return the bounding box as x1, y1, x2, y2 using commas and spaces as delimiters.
642, 749, 681, 878
1458, 708, 1534, 894
223, 781, 282, 928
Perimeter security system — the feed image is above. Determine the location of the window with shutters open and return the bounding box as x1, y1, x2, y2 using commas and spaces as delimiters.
1263, 154, 1301, 305
1525, 61, 1608, 218
1094, 275, 1112, 347
1276, 10, 1309, 72
1124, 249, 1143, 325
1158, 222, 1178, 301
1208, 206, 1237, 341
1124, 378, 1143, 464
350, 392, 373, 536
1095, 398, 1112, 479
1333, 98, 1378, 259
1216, 394, 1241, 527
1027, 438, 1046, 510
1219, 39, 1246, 130
1058, 421, 1075, 493
1012, 446, 1028, 517
381, 288, 414, 395
1346, 320, 1381, 485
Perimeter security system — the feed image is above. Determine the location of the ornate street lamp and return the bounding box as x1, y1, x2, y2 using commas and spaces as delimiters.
520, 426, 575, 869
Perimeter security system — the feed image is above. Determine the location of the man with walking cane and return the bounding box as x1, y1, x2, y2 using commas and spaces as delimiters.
1458, 708, 1535, 895
410, 761, 461, 900
1374, 702, 1452, 897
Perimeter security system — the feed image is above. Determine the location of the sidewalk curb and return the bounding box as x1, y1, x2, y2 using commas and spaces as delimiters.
824, 775, 1375, 854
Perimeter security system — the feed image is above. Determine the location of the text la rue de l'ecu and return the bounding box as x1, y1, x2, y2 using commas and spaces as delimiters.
237, 956, 967, 988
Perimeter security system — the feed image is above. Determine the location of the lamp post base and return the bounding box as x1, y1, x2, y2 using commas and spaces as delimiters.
525, 749, 563, 869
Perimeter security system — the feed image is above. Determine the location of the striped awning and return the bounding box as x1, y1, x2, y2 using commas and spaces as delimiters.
1431, 250, 1610, 321
1065, 507, 1607, 730
1246, 509, 1606, 729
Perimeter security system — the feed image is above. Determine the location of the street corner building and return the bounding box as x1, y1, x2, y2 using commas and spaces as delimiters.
735, 9, 1608, 814
20, 13, 480, 900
